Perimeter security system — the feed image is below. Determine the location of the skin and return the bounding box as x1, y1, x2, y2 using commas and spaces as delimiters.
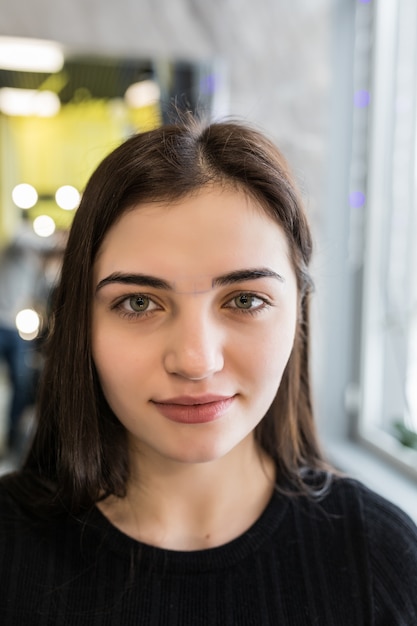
92, 184, 298, 550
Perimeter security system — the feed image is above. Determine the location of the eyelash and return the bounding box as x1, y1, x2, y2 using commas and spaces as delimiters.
112, 294, 161, 320
112, 292, 272, 320
224, 293, 271, 316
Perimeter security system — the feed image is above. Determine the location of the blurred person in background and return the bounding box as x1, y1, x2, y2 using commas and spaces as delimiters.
0, 117, 415, 625
0, 221, 63, 460
0, 223, 42, 458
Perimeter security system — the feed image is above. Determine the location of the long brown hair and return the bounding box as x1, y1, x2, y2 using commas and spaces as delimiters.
17, 116, 329, 513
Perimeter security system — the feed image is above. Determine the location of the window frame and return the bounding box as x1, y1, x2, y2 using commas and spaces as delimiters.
317, 0, 417, 523
357, 0, 417, 482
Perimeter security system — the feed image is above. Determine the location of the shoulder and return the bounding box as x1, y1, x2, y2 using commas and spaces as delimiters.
0, 474, 106, 621
315, 474, 417, 552
0, 471, 68, 536
325, 474, 417, 539
323, 475, 417, 621
0, 475, 26, 521
0, 474, 51, 542
281, 474, 417, 623
0, 471, 42, 514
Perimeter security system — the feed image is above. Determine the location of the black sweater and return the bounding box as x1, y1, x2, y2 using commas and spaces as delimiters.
0, 476, 416, 625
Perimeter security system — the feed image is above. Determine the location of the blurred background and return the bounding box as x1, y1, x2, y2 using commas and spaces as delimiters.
0, 0, 416, 518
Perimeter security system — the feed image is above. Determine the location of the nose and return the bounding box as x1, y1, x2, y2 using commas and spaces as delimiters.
163, 307, 224, 381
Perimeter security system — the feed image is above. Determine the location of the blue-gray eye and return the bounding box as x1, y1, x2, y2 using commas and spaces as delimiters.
129, 295, 150, 312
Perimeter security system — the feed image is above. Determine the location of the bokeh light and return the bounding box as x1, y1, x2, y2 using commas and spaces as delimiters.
0, 37, 64, 73
0, 88, 60, 117
55, 185, 81, 210
12, 183, 38, 209
124, 80, 161, 108
349, 191, 366, 208
354, 90, 370, 108
33, 214, 56, 237
15, 308, 40, 341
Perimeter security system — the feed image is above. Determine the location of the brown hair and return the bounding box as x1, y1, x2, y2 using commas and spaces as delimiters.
18, 116, 329, 513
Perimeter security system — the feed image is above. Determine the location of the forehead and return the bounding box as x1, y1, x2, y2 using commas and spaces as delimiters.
94, 185, 294, 288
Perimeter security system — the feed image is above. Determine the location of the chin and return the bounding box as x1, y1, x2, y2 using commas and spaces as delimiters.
165, 441, 237, 465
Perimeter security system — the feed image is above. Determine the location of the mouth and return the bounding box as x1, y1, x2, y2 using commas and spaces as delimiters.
151, 395, 236, 424
154, 394, 234, 405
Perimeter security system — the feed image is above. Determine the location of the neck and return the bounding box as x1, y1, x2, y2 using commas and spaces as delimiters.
98, 435, 276, 551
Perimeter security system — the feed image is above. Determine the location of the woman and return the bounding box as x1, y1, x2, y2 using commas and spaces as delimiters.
1, 117, 416, 625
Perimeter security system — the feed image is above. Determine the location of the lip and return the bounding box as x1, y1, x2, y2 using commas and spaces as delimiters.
154, 394, 233, 405
151, 394, 235, 424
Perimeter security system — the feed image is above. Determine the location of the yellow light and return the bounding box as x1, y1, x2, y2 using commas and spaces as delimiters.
0, 88, 60, 117
55, 185, 81, 210
124, 80, 161, 108
0, 37, 64, 73
12, 183, 38, 209
33, 215, 56, 238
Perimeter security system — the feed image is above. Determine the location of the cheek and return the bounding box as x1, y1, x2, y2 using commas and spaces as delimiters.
258, 329, 295, 384
92, 326, 137, 396
234, 313, 296, 396
92, 311, 150, 370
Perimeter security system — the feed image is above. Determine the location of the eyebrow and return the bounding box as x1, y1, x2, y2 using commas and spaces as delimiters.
95, 267, 284, 292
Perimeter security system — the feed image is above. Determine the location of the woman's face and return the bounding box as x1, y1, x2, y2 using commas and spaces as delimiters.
92, 185, 298, 466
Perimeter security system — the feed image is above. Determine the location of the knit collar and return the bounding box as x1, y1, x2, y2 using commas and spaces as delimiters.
80, 489, 289, 574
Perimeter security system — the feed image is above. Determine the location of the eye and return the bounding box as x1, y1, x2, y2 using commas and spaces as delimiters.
235, 294, 257, 309
128, 295, 152, 312
225, 292, 270, 313
113, 293, 160, 319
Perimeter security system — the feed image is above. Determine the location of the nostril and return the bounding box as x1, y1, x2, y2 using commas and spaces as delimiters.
163, 347, 224, 381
